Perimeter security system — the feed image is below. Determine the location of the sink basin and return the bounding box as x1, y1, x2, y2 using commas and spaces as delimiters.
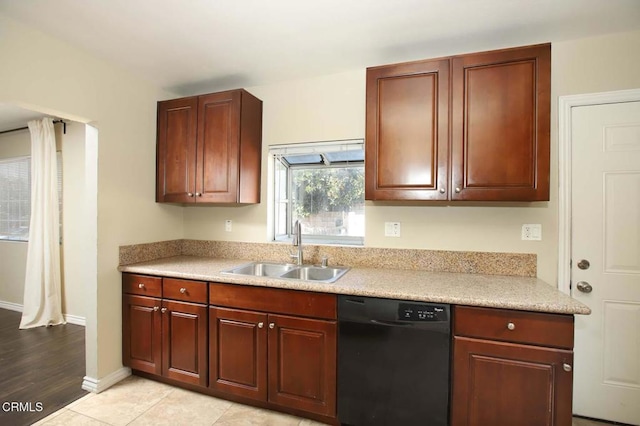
280, 266, 349, 282
222, 262, 349, 283
223, 262, 296, 277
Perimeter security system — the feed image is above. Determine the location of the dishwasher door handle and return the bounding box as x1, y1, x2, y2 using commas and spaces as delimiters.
370, 319, 413, 327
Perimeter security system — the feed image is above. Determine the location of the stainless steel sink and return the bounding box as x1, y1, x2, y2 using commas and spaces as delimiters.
222, 262, 349, 283
223, 262, 296, 277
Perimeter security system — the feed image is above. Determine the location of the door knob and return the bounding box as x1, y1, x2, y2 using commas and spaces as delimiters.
576, 281, 593, 293
577, 259, 590, 270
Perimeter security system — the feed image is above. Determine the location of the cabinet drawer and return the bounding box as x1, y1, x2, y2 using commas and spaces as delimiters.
163, 278, 208, 303
209, 282, 337, 320
454, 306, 574, 349
123, 273, 162, 297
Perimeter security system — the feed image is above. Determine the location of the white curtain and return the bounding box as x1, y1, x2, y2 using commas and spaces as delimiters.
20, 117, 65, 329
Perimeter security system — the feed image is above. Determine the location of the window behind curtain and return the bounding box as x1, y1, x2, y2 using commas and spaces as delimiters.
0, 153, 63, 241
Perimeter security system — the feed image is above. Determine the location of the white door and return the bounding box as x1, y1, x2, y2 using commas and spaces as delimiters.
572, 101, 640, 425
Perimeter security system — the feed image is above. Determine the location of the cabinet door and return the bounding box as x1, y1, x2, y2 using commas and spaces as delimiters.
451, 336, 573, 426
122, 294, 162, 375
197, 91, 241, 203
209, 307, 268, 401
365, 59, 450, 200
156, 97, 198, 203
161, 300, 208, 387
268, 314, 336, 417
451, 44, 550, 201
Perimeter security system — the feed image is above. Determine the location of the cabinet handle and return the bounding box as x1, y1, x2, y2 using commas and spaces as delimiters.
161, 307, 167, 314
153, 306, 159, 312
269, 323, 275, 329
563, 363, 572, 372
258, 322, 264, 329
455, 187, 461, 193
507, 322, 515, 330
439, 188, 445, 194
179, 288, 187, 294
138, 283, 145, 289
195, 192, 202, 197
187, 192, 194, 197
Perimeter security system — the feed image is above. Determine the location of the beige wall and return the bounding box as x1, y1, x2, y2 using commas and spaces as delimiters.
0, 16, 184, 381
184, 29, 640, 286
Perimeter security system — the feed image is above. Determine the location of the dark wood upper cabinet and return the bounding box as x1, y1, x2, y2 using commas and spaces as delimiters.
156, 89, 262, 204
366, 58, 450, 200
365, 43, 550, 202
451, 44, 550, 201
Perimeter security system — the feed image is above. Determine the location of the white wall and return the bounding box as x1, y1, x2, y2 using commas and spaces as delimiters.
0, 16, 184, 381
184, 29, 640, 286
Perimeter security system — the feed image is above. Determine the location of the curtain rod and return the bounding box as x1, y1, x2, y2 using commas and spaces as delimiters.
0, 119, 67, 136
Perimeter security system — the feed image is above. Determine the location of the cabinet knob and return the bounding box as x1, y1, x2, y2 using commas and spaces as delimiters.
179, 287, 187, 294
439, 188, 446, 194
195, 192, 202, 197
258, 322, 264, 329
138, 283, 145, 289
455, 187, 461, 193
269, 323, 275, 329
161, 307, 167, 314
187, 192, 194, 197
563, 363, 572, 372
153, 306, 159, 312
507, 322, 516, 331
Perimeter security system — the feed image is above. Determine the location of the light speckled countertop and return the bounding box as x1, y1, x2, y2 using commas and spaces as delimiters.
118, 255, 590, 315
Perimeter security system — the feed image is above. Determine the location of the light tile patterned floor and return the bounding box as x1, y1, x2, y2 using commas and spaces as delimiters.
33, 376, 323, 426
34, 375, 616, 426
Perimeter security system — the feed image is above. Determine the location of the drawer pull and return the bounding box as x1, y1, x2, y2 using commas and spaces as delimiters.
138, 283, 145, 289
179, 288, 187, 294
563, 363, 572, 372
258, 322, 264, 329
507, 322, 516, 331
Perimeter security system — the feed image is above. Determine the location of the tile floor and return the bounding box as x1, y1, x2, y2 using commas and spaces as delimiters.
33, 375, 322, 426
33, 375, 616, 426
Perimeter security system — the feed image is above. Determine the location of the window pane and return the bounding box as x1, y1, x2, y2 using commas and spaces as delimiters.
273, 157, 288, 238
291, 166, 364, 238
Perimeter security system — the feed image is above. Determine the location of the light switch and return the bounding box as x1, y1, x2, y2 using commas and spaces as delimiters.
225, 220, 232, 232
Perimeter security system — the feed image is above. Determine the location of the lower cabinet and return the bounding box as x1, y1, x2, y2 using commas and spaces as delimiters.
451, 306, 575, 426
209, 282, 337, 420
122, 274, 208, 387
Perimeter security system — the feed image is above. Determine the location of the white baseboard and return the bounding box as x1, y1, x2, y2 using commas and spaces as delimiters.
82, 367, 131, 394
64, 313, 86, 326
0, 300, 86, 325
0, 300, 23, 312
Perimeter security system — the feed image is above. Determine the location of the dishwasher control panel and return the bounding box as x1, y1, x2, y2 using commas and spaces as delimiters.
398, 303, 448, 322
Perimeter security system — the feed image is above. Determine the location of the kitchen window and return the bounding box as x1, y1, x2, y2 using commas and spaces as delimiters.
0, 154, 62, 242
271, 140, 364, 245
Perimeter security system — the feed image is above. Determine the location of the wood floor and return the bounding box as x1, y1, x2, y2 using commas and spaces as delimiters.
0, 308, 87, 426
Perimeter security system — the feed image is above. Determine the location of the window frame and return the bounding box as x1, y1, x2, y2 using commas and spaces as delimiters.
271, 140, 365, 246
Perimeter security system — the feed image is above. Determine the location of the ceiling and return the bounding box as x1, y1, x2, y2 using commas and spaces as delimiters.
1, 0, 640, 129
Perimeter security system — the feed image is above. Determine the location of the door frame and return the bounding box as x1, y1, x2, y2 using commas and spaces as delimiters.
557, 88, 640, 295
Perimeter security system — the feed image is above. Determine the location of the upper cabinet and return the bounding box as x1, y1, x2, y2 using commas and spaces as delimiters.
156, 89, 263, 204
365, 43, 550, 202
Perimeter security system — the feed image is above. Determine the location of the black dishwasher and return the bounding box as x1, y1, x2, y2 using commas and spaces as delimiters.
337, 295, 451, 426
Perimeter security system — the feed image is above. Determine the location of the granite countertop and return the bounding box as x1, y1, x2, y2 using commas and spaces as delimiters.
118, 255, 591, 315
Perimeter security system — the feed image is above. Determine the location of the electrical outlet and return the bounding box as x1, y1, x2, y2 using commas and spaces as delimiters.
385, 222, 401, 237
225, 220, 232, 232
521, 224, 542, 241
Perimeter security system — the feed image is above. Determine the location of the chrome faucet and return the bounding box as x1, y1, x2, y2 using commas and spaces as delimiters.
290, 220, 303, 265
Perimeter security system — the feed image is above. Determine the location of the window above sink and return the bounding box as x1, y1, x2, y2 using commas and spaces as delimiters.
270, 139, 364, 246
